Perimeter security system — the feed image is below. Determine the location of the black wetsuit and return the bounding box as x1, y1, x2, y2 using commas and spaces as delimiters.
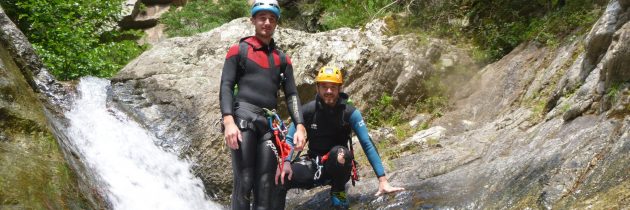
272, 94, 385, 209
220, 36, 303, 210
289, 94, 356, 192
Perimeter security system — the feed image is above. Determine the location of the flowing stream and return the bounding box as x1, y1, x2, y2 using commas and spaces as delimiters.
65, 77, 221, 210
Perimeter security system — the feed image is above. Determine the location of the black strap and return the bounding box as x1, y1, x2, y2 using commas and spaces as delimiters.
237, 41, 287, 86
278, 49, 287, 86
234, 101, 265, 116
238, 41, 248, 75
293, 101, 354, 161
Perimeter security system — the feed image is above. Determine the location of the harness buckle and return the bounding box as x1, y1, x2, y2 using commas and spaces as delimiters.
239, 119, 248, 129
314, 156, 323, 180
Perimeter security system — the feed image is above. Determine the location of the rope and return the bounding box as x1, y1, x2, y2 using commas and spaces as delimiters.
263, 108, 291, 173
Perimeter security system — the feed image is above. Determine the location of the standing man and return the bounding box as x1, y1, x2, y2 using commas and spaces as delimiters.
220, 0, 306, 209
274, 66, 404, 209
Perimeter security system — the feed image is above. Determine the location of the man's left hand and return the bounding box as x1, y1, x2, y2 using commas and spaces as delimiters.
375, 176, 405, 196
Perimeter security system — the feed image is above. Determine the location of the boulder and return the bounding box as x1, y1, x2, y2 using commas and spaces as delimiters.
602, 22, 630, 91
119, 2, 170, 30
582, 0, 622, 81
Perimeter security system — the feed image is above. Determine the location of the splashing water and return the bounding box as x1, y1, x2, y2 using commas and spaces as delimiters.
65, 77, 221, 210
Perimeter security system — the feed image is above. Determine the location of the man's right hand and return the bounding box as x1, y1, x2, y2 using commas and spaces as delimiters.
293, 124, 307, 151
223, 115, 242, 150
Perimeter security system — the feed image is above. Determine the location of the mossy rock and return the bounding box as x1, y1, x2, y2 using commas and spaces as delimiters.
1, 40, 89, 209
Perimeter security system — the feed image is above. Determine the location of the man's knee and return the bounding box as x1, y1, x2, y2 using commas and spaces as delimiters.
329, 146, 351, 164
236, 169, 255, 191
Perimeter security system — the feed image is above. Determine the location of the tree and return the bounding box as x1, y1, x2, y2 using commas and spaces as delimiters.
1, 0, 145, 80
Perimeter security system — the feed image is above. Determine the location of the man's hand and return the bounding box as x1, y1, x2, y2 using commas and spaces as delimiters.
223, 115, 242, 150
275, 161, 292, 185
375, 176, 404, 196
293, 124, 307, 151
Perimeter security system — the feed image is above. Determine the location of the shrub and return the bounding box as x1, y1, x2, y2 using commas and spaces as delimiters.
366, 94, 403, 128
160, 0, 249, 37
280, 0, 405, 32
1, 0, 146, 80
400, 0, 603, 61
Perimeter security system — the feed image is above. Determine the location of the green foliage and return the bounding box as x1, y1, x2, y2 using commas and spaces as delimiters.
365, 74, 449, 129
160, 0, 249, 37
366, 94, 403, 128
402, 0, 603, 61
1, 0, 146, 80
416, 74, 449, 117
561, 102, 571, 113
318, 0, 398, 30
281, 0, 405, 31
525, 4, 601, 47
161, 0, 601, 62
606, 83, 622, 101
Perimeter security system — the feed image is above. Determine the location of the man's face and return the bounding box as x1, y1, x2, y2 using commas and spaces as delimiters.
317, 82, 341, 107
251, 11, 277, 39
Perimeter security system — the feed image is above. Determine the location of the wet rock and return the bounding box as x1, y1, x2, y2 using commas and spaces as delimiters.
401, 126, 446, 148
582, 0, 621, 80
369, 127, 395, 141
1, 7, 104, 209
460, 120, 475, 131
408, 113, 430, 128
440, 58, 454, 70
425, 42, 442, 63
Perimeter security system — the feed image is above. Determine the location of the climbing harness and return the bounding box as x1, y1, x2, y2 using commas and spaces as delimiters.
313, 152, 331, 180
314, 156, 323, 180
263, 108, 292, 173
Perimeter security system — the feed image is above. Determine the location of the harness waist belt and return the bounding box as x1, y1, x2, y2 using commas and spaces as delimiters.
235, 101, 266, 116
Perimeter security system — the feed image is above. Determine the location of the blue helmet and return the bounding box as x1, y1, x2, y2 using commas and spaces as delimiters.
251, 0, 280, 19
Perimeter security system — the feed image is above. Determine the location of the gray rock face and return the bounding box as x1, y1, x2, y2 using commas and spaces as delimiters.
111, 17, 474, 202
345, 0, 628, 208
119, 0, 172, 44
286, 0, 630, 209
602, 22, 630, 91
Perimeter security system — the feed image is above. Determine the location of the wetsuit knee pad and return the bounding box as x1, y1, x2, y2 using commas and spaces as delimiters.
236, 169, 255, 191
324, 146, 353, 183
328, 145, 352, 164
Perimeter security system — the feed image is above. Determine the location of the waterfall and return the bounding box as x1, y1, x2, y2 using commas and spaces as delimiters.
65, 77, 221, 210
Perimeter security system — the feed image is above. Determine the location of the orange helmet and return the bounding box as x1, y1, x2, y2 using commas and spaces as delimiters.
315, 66, 343, 84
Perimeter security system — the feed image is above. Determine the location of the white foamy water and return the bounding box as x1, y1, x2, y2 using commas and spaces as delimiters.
66, 77, 221, 210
